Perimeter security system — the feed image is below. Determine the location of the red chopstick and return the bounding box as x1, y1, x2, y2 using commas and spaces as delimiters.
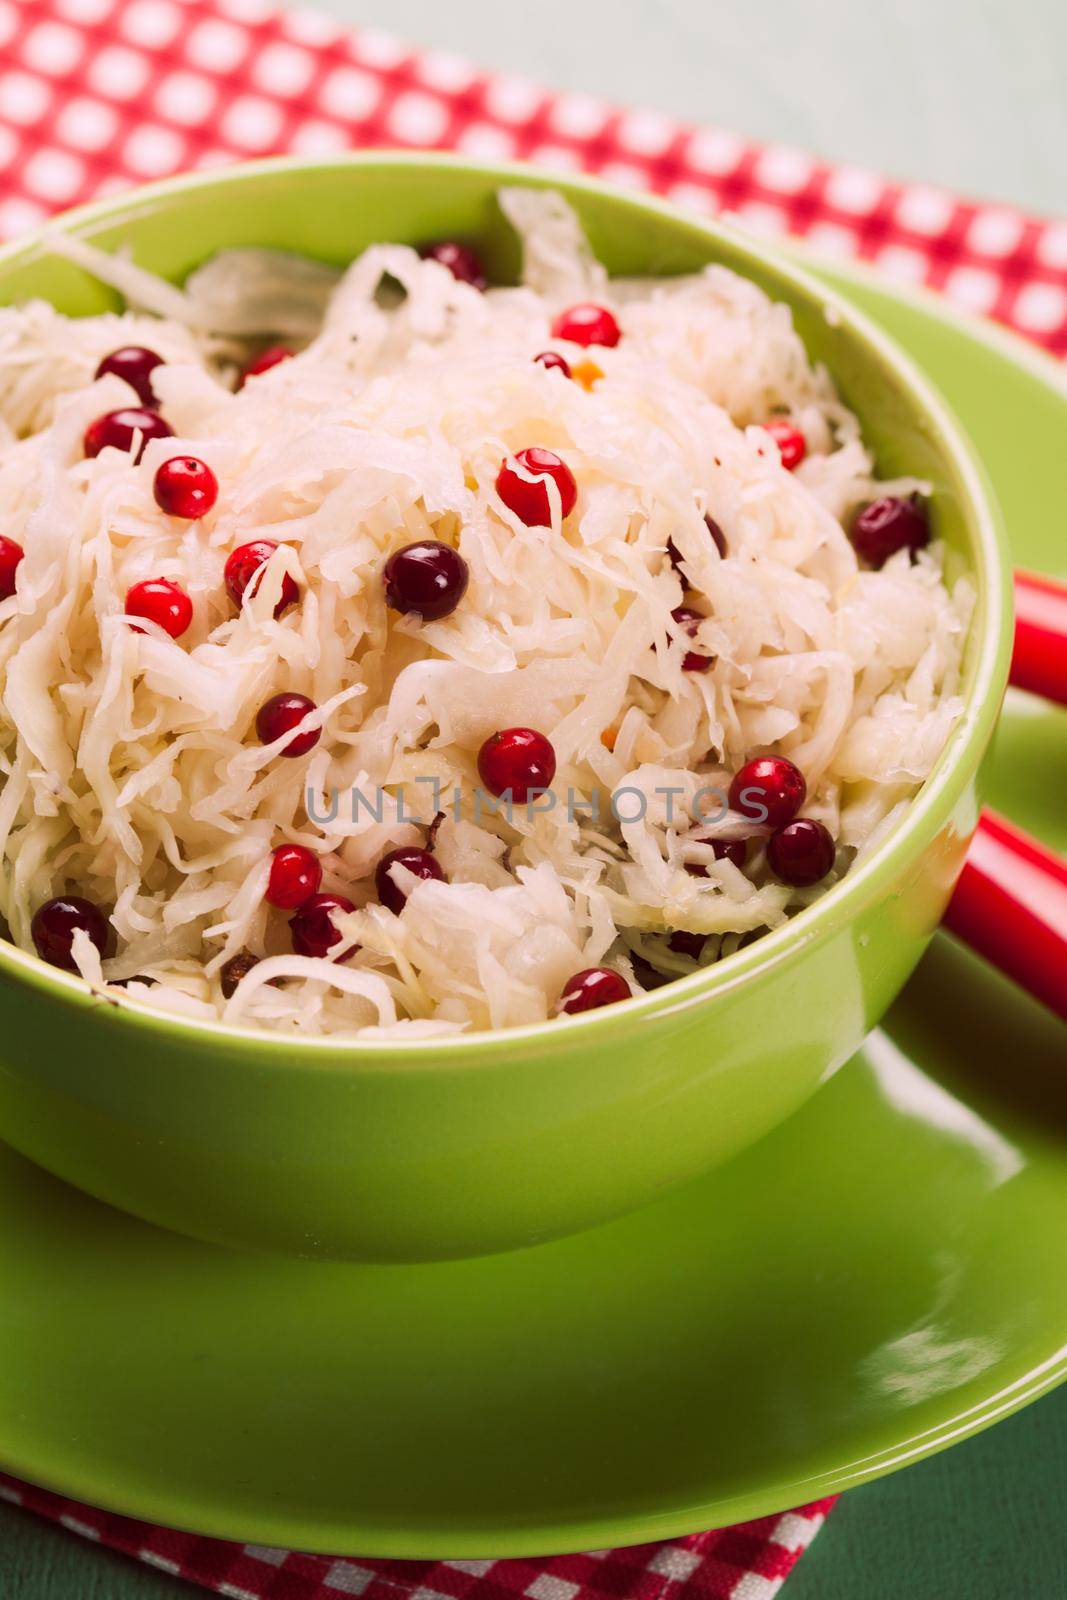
945, 810, 1067, 1022
1011, 569, 1067, 707
944, 570, 1067, 1021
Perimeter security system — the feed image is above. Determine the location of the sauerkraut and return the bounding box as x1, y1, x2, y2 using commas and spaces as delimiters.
0, 190, 973, 1037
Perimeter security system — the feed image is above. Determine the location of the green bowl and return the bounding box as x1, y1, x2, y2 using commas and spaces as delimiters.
0, 155, 1012, 1261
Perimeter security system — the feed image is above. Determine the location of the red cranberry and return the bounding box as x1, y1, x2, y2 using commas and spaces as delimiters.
153, 456, 218, 520
533, 350, 572, 377
31, 895, 109, 971
672, 606, 713, 672
0, 535, 24, 601
551, 304, 621, 349
375, 846, 445, 915
255, 692, 320, 758
668, 515, 727, 589
764, 419, 806, 471
558, 967, 631, 1014
767, 817, 836, 886
224, 540, 299, 617
419, 240, 487, 290
478, 727, 557, 802
289, 892, 358, 961
125, 577, 193, 639
84, 407, 174, 464
668, 930, 707, 959
94, 345, 164, 407
496, 447, 578, 528
383, 540, 469, 621
266, 843, 322, 909
685, 836, 748, 875
729, 756, 806, 829
240, 345, 294, 386
851, 495, 930, 568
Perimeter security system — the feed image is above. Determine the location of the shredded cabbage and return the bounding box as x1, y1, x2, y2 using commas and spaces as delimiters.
0, 190, 973, 1037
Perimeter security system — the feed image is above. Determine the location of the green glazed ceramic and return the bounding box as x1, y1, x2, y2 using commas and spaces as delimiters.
0, 157, 1012, 1261
0, 247, 1063, 1559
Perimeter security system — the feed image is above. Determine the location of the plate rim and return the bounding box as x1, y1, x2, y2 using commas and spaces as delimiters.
3, 1335, 1067, 1557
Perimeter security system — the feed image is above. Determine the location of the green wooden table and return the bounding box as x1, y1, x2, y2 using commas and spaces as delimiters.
4, 0, 1066, 1592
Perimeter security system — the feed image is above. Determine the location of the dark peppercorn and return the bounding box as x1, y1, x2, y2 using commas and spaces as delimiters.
220, 950, 260, 998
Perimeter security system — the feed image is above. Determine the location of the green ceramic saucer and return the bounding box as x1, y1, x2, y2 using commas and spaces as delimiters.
0, 269, 1064, 1559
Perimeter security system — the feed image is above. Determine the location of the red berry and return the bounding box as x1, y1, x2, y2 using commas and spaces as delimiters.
266, 843, 322, 909
668, 515, 727, 589
94, 345, 164, 407
558, 967, 631, 1014
0, 535, 24, 601
255, 692, 320, 758
729, 756, 806, 829
685, 836, 748, 876
375, 846, 445, 915
125, 577, 193, 639
671, 605, 713, 672
496, 447, 578, 528
551, 304, 621, 349
153, 455, 218, 519
383, 540, 469, 621
668, 930, 706, 959
533, 350, 572, 377
419, 241, 487, 290
224, 540, 299, 617
767, 817, 836, 886
240, 345, 294, 385
851, 495, 930, 568
764, 419, 806, 471
478, 727, 557, 802
84, 407, 174, 464
31, 895, 109, 971
289, 892, 358, 961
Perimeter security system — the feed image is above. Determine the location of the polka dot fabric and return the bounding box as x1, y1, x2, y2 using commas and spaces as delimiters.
0, 0, 1065, 354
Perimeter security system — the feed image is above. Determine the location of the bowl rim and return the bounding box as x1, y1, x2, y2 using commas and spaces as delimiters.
0, 151, 1014, 1066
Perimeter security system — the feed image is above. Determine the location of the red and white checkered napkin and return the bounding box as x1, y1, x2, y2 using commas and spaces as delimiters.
0, 1474, 837, 1599
0, 0, 1063, 1592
